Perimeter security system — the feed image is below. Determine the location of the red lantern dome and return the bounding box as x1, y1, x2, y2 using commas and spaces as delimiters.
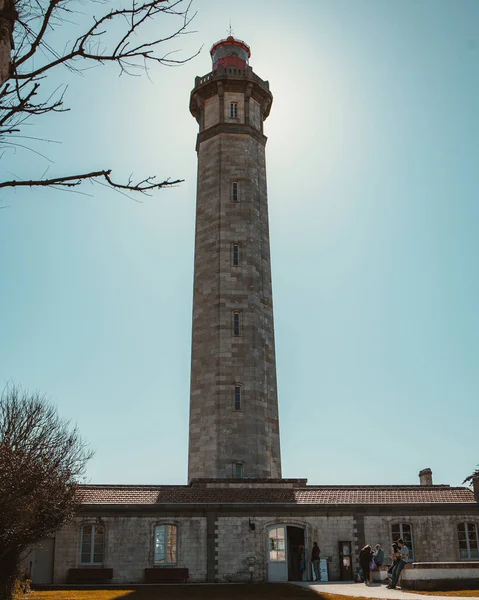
210, 36, 251, 70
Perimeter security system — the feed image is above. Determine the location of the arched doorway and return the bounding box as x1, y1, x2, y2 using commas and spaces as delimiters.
266, 525, 305, 582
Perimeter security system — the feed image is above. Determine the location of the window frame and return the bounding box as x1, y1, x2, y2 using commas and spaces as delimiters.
232, 243, 240, 267
230, 102, 238, 118
391, 523, 415, 561
80, 523, 105, 566
234, 384, 242, 410
458, 522, 479, 559
234, 462, 244, 479
232, 310, 241, 336
268, 526, 286, 563
231, 181, 239, 203
154, 523, 178, 566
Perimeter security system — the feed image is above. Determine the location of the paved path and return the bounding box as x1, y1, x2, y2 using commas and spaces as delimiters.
292, 581, 475, 600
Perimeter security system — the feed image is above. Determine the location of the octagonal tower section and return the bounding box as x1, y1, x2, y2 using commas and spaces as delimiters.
188, 37, 281, 481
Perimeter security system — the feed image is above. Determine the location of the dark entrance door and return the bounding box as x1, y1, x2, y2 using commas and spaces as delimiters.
339, 541, 353, 580
287, 526, 305, 581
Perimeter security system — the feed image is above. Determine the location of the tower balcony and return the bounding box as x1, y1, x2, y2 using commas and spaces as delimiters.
189, 66, 273, 130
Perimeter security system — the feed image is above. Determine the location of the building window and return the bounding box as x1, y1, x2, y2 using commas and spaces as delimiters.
233, 311, 241, 336
232, 244, 240, 266
234, 385, 242, 410
80, 524, 104, 565
268, 527, 286, 562
391, 523, 414, 560
234, 462, 243, 479
458, 522, 479, 559
231, 181, 238, 203
154, 524, 177, 565
230, 102, 238, 118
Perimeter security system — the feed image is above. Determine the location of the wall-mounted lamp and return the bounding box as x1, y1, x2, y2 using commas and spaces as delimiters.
249, 518, 255, 531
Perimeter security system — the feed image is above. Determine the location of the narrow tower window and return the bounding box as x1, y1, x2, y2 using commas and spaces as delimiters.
233, 311, 241, 336
234, 385, 242, 410
231, 181, 239, 203
230, 102, 238, 118
234, 463, 244, 479
232, 244, 240, 266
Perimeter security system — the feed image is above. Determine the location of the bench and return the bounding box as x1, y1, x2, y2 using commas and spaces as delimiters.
401, 562, 479, 591
144, 567, 189, 583
67, 568, 113, 584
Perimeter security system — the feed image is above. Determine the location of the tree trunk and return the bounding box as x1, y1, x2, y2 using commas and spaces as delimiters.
0, 0, 15, 87
0, 549, 18, 600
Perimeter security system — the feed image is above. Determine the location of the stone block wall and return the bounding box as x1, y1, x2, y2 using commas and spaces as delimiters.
364, 513, 479, 564
204, 96, 219, 128
250, 98, 261, 130
52, 516, 207, 584
224, 92, 244, 123
188, 127, 281, 481
215, 515, 355, 582
49, 507, 479, 584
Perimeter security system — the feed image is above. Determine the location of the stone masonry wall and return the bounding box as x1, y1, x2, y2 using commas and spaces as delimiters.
52, 516, 207, 584
50, 508, 479, 584
215, 515, 354, 582
188, 66, 279, 481
204, 96, 219, 128
188, 127, 281, 480
364, 513, 479, 564
250, 98, 261, 130
224, 92, 244, 123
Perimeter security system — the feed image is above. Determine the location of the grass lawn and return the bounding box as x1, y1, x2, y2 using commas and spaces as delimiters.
30, 583, 322, 600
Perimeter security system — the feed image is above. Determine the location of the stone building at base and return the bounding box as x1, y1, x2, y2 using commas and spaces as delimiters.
29, 474, 478, 585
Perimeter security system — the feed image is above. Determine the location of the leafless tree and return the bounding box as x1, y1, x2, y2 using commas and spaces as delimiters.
0, 385, 92, 600
0, 0, 197, 196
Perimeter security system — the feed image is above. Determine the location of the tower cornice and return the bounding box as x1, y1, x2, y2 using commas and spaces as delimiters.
195, 122, 267, 152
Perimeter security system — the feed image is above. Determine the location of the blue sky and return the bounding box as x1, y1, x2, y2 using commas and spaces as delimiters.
1, 0, 478, 488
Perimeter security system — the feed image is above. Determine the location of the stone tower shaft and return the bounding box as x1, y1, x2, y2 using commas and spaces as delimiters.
188, 38, 281, 481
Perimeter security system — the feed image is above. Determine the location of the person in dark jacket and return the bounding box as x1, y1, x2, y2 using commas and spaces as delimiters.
387, 542, 399, 580
311, 542, 321, 582
359, 544, 373, 585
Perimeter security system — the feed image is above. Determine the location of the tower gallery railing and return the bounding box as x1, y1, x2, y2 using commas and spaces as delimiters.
194, 67, 270, 90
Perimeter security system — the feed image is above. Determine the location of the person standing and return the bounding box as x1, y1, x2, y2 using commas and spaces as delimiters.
374, 544, 385, 568
387, 538, 409, 589
311, 541, 321, 582
387, 542, 399, 580
359, 544, 373, 585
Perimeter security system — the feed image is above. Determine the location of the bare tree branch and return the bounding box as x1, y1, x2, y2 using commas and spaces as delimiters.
0, 0, 199, 198
0, 169, 183, 192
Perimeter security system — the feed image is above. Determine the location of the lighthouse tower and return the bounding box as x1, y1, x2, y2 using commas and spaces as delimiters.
188, 37, 281, 481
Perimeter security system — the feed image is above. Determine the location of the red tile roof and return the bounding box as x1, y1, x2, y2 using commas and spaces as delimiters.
78, 484, 476, 506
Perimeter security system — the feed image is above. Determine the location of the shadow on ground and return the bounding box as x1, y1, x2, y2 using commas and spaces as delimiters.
31, 583, 321, 600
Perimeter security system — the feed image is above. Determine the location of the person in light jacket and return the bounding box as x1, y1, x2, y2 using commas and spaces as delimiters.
387, 538, 409, 589
374, 544, 385, 567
